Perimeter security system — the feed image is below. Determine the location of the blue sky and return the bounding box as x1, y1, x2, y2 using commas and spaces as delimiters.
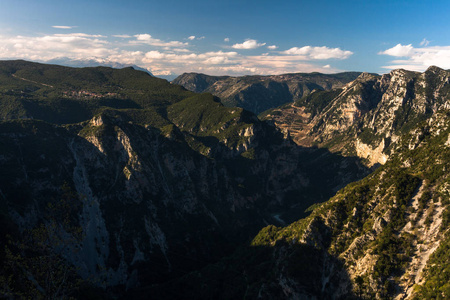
1, 0, 449, 76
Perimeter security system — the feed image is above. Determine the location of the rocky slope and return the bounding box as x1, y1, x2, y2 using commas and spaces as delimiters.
172, 72, 362, 115
147, 100, 450, 300
262, 66, 450, 168
252, 110, 450, 299
0, 61, 367, 298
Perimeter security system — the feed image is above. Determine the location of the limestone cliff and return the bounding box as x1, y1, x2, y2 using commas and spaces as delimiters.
263, 66, 450, 168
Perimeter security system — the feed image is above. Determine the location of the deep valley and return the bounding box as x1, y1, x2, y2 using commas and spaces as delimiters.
0, 60, 449, 299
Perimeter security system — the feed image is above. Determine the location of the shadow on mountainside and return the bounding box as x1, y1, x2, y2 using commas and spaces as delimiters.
127, 240, 361, 300
0, 116, 371, 297
268, 144, 371, 225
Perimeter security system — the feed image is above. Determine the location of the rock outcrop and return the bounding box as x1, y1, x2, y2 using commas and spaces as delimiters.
263, 66, 450, 167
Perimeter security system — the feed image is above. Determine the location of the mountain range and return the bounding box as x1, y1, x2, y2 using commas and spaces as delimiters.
172, 71, 363, 115
0, 60, 449, 299
157, 66, 450, 299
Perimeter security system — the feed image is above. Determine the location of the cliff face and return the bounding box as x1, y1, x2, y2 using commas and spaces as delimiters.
172, 72, 362, 115
260, 110, 450, 299
156, 110, 450, 300
263, 66, 450, 168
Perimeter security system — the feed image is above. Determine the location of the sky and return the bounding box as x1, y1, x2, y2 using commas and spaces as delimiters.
1, 0, 450, 76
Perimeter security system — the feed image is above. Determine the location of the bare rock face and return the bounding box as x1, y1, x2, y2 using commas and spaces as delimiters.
263, 66, 450, 168
310, 72, 383, 139
355, 138, 389, 167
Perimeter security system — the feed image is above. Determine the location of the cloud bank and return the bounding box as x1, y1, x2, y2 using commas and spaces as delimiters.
132, 34, 188, 48
380, 43, 450, 71
0, 32, 353, 76
282, 46, 353, 60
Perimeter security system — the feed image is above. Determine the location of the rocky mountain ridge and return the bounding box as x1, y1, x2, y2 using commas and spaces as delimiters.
262, 66, 450, 168
252, 109, 450, 299
172, 71, 362, 115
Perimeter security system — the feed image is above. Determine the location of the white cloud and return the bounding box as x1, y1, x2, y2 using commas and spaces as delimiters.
140, 50, 242, 74
144, 51, 166, 60
52, 25, 75, 29
113, 34, 132, 38
224, 38, 230, 42
380, 43, 450, 71
134, 34, 152, 41
232, 39, 266, 50
323, 64, 331, 68
239, 55, 342, 74
379, 63, 426, 72
205, 56, 230, 64
187, 36, 205, 41
133, 34, 188, 48
420, 38, 430, 47
0, 33, 111, 61
53, 33, 105, 38
201, 51, 238, 58
107, 51, 144, 64
172, 48, 191, 53
0, 32, 348, 76
282, 46, 353, 60
378, 44, 413, 57
267, 45, 278, 50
